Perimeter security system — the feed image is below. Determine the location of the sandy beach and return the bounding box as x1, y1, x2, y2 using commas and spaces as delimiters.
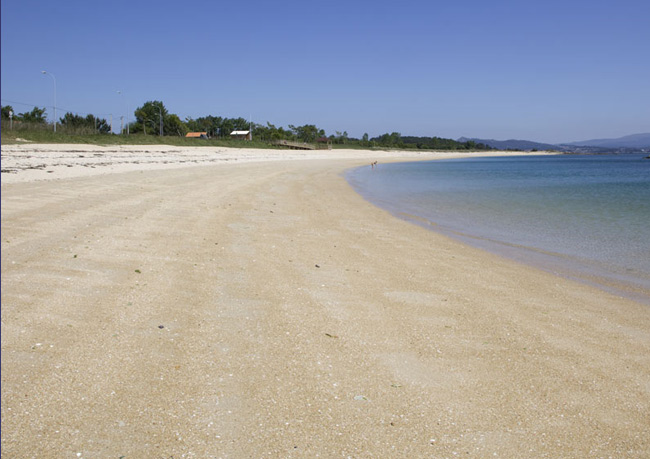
2, 144, 649, 457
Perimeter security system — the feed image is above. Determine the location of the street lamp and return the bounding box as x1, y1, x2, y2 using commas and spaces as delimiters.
116, 90, 129, 135
151, 103, 163, 136
41, 70, 56, 132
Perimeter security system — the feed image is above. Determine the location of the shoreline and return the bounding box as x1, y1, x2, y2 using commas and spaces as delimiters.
2, 145, 649, 457
345, 159, 650, 306
0, 143, 547, 184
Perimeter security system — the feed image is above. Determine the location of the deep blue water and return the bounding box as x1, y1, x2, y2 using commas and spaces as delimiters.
347, 154, 650, 303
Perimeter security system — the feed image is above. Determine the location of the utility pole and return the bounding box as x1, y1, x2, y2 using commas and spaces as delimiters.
117, 90, 129, 134
41, 71, 57, 132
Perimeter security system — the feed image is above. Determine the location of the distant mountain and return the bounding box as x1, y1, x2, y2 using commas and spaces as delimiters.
457, 137, 564, 151
458, 133, 650, 152
565, 133, 650, 149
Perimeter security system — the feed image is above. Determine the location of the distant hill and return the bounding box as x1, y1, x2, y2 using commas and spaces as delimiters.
458, 133, 650, 152
457, 137, 563, 151
565, 133, 650, 149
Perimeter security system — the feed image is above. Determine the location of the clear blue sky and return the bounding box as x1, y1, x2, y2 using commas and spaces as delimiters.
2, 0, 648, 143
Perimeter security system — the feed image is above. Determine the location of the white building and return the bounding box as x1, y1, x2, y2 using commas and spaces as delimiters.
230, 130, 252, 141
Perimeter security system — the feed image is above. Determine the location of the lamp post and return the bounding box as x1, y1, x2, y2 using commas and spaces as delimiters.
41, 70, 56, 132
152, 103, 163, 136
116, 90, 129, 135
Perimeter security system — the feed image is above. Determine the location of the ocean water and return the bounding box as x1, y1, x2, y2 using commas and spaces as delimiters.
346, 154, 650, 303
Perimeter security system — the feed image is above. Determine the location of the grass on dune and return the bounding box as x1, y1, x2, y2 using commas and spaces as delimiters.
0, 129, 278, 149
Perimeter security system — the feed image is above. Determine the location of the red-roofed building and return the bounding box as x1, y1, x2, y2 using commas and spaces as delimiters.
186, 132, 209, 139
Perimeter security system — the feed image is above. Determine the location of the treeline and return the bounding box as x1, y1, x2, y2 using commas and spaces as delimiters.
2, 102, 493, 151
375, 134, 492, 150
1, 105, 110, 134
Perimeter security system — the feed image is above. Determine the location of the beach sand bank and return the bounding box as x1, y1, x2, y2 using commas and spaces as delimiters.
2, 145, 649, 457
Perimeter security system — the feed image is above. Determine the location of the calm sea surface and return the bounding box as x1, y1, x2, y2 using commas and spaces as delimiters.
346, 154, 650, 303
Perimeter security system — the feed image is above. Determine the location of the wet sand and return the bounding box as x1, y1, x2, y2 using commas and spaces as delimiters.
2, 145, 649, 457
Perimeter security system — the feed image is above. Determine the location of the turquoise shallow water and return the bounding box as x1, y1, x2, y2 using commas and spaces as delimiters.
347, 154, 650, 303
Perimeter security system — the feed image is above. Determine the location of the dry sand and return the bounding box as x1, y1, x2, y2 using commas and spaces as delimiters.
2, 144, 649, 457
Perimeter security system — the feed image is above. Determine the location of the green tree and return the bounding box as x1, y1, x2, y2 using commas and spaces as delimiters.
186, 115, 223, 137
185, 115, 250, 138
252, 122, 292, 142
1, 105, 14, 119
133, 101, 168, 135
374, 132, 402, 147
89, 114, 111, 134
289, 124, 325, 142
58, 112, 111, 134
165, 114, 189, 137
222, 117, 250, 137
333, 130, 349, 144
60, 112, 86, 128
18, 107, 47, 123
